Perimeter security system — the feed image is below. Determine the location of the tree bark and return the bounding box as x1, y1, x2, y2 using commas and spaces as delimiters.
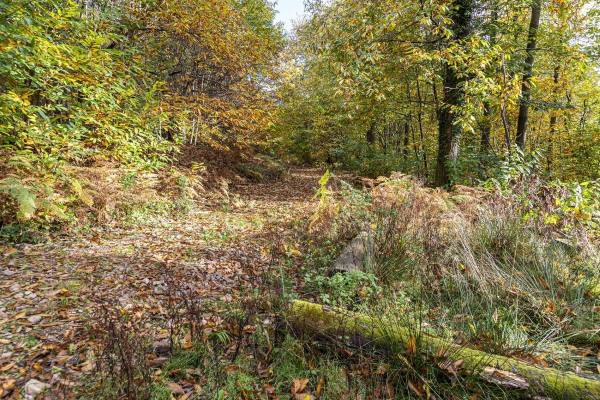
500, 55, 512, 150
415, 79, 428, 175
366, 121, 376, 145
480, 7, 498, 154
516, 0, 542, 150
480, 102, 492, 152
435, 0, 474, 187
547, 65, 560, 170
289, 300, 600, 399
403, 119, 410, 161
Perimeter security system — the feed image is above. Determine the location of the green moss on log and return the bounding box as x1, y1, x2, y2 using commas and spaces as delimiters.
289, 300, 600, 400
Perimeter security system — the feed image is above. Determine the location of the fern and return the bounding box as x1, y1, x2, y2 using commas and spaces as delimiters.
69, 177, 94, 207
0, 177, 37, 221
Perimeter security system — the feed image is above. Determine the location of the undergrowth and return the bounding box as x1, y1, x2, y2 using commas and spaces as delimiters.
80, 162, 599, 399
292, 164, 600, 398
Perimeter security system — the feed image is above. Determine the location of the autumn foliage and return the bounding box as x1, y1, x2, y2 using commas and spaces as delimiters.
0, 0, 283, 225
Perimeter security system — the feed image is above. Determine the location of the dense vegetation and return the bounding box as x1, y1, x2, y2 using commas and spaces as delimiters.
0, 0, 283, 228
2, 0, 599, 227
1, 0, 599, 399
274, 0, 600, 184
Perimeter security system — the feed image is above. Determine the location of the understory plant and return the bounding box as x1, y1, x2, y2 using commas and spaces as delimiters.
300, 171, 600, 397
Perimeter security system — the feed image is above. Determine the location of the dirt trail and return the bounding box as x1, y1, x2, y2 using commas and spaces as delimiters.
0, 168, 322, 397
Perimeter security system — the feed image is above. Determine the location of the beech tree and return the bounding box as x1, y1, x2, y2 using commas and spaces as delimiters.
516, 0, 543, 150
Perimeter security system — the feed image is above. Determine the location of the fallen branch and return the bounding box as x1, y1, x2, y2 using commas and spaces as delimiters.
288, 300, 600, 399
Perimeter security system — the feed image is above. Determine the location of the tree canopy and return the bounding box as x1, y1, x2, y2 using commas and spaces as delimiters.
274, 0, 600, 185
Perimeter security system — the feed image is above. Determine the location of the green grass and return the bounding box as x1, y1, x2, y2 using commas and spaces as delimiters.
149, 384, 171, 400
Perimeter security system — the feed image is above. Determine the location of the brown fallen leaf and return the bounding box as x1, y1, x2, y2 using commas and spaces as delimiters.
406, 335, 417, 355
148, 357, 169, 368
224, 364, 240, 374
3, 247, 18, 257
0, 363, 15, 372
315, 376, 325, 398
178, 392, 192, 400
167, 382, 185, 395
182, 331, 193, 350
0, 378, 16, 397
12, 311, 27, 320
263, 384, 278, 399
439, 358, 464, 377
291, 378, 309, 395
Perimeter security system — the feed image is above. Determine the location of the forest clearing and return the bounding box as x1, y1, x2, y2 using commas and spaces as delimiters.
1, 0, 600, 399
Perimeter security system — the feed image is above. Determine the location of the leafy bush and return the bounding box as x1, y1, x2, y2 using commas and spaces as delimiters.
0, 0, 283, 230
0, 0, 174, 228
483, 147, 600, 238
304, 271, 382, 308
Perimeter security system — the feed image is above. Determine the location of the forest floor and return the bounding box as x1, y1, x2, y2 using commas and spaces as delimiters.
2, 166, 599, 399
0, 168, 323, 398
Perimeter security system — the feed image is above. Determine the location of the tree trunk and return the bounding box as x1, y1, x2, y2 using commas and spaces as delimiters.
516, 0, 542, 150
480, 7, 498, 154
403, 119, 410, 161
415, 79, 428, 175
435, 0, 474, 187
500, 55, 512, 150
480, 102, 492, 152
366, 121, 376, 145
289, 300, 600, 399
547, 65, 560, 170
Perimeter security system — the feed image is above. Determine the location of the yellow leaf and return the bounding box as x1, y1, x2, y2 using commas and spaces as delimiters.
406, 335, 416, 355
182, 331, 193, 349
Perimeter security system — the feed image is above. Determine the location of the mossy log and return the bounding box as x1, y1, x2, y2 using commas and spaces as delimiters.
289, 300, 600, 399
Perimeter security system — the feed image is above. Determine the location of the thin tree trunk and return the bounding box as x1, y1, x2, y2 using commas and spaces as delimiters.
403, 119, 410, 161
480, 7, 498, 154
516, 0, 542, 149
579, 99, 589, 130
500, 55, 512, 149
547, 66, 559, 170
480, 102, 492, 152
415, 79, 428, 175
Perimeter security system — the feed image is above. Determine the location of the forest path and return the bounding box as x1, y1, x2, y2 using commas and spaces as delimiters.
0, 167, 322, 396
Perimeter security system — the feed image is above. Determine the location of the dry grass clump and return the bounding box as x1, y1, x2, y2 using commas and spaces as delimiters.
307, 171, 600, 372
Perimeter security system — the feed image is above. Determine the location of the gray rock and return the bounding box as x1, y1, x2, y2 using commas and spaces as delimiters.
27, 315, 42, 324
153, 339, 171, 356
24, 379, 50, 399
332, 231, 374, 274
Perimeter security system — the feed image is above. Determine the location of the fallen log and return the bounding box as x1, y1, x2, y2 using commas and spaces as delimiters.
288, 300, 600, 399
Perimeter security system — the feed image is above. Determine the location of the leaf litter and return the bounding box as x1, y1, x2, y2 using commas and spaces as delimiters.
0, 168, 321, 398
